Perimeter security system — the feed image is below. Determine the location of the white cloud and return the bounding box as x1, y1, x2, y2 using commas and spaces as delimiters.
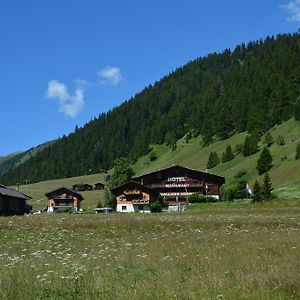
98, 66, 123, 85
281, 0, 300, 23
46, 80, 84, 118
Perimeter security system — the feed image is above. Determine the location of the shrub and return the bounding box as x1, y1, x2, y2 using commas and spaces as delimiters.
234, 170, 247, 178
220, 181, 247, 201
149, 151, 157, 161
276, 135, 285, 145
187, 194, 218, 203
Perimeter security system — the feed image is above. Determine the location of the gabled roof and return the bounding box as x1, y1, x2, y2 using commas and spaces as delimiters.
45, 186, 84, 200
111, 181, 160, 196
0, 184, 32, 200
133, 165, 225, 183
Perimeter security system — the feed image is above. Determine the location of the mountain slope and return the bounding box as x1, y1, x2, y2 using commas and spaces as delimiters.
1, 32, 300, 185
19, 118, 300, 211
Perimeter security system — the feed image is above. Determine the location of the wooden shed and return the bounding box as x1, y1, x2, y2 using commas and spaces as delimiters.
45, 186, 84, 213
0, 184, 32, 215
94, 182, 105, 190
72, 183, 93, 191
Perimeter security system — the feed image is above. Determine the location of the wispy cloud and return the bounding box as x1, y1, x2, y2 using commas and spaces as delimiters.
98, 66, 123, 85
281, 0, 300, 23
46, 80, 84, 118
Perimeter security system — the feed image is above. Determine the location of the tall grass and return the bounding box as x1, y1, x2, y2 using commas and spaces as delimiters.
0, 204, 299, 299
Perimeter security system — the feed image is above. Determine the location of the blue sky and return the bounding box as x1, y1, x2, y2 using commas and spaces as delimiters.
0, 0, 299, 156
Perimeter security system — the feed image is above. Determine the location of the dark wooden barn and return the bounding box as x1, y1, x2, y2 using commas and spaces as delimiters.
132, 165, 225, 211
0, 184, 32, 216
72, 183, 93, 191
94, 182, 105, 190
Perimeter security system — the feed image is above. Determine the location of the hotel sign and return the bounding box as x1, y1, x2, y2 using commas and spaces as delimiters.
165, 177, 190, 188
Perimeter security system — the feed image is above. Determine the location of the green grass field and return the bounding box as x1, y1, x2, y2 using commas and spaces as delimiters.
0, 202, 299, 299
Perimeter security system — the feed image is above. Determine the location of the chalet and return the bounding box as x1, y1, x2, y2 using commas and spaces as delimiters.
94, 182, 105, 190
45, 186, 84, 213
0, 184, 32, 215
132, 165, 225, 211
111, 181, 160, 213
72, 183, 93, 191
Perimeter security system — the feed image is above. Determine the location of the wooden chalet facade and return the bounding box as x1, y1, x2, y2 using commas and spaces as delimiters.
45, 186, 84, 213
112, 181, 160, 213
0, 184, 32, 216
132, 165, 225, 211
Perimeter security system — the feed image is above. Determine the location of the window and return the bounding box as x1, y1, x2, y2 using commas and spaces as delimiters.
122, 206, 127, 211
138, 205, 144, 211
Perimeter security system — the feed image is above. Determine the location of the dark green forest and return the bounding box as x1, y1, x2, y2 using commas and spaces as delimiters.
1, 32, 300, 185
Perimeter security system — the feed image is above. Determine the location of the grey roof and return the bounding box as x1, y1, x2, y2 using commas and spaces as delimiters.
0, 184, 32, 200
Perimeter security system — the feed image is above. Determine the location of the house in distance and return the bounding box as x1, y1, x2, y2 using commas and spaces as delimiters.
94, 182, 105, 190
72, 183, 93, 191
0, 184, 32, 215
45, 186, 84, 213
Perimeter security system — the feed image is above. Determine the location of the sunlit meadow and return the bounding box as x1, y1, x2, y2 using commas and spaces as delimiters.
0, 204, 299, 299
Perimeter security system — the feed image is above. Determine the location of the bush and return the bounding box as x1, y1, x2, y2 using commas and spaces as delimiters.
234, 170, 247, 178
149, 151, 157, 161
220, 181, 248, 201
187, 194, 218, 203
150, 198, 164, 212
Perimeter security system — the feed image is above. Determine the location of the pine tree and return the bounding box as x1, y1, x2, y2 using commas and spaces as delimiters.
252, 181, 262, 203
222, 145, 235, 162
243, 134, 259, 156
264, 132, 273, 147
295, 143, 300, 160
207, 152, 220, 169
262, 172, 273, 200
257, 147, 273, 175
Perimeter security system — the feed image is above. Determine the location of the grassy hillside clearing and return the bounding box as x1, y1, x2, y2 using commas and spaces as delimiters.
0, 203, 299, 299
16, 118, 300, 211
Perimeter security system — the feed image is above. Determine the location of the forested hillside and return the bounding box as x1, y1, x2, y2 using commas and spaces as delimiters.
1, 32, 300, 185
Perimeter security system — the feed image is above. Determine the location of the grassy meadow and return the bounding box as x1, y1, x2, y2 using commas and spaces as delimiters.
0, 202, 299, 299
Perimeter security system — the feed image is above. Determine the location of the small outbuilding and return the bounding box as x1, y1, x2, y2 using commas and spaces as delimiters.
94, 182, 105, 190
45, 186, 84, 213
72, 183, 93, 191
111, 181, 160, 213
0, 184, 32, 216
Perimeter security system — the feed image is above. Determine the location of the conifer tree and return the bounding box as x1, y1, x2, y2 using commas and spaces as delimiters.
295, 143, 300, 160
257, 147, 273, 175
264, 132, 273, 147
207, 152, 220, 169
252, 181, 262, 203
243, 134, 259, 156
262, 172, 273, 200
222, 145, 234, 163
